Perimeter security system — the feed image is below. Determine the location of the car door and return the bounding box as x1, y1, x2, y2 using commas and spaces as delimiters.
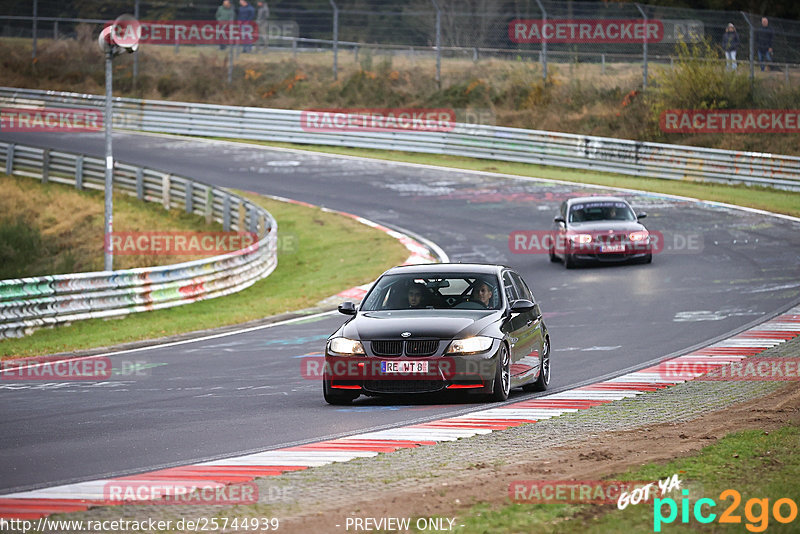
501, 270, 532, 379
509, 271, 544, 382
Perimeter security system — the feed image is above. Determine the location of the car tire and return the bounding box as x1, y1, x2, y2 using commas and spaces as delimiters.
489, 343, 511, 402
323, 373, 358, 405
564, 254, 576, 269
523, 338, 550, 392
549, 247, 559, 263
643, 253, 652, 264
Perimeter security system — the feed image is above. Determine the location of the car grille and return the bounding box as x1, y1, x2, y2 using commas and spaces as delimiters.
363, 380, 445, 394
405, 340, 439, 356
372, 340, 403, 356
370, 340, 439, 357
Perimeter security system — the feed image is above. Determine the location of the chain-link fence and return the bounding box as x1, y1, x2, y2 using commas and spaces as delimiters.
2, 1, 799, 86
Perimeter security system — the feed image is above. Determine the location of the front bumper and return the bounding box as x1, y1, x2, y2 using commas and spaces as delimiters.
324, 339, 501, 395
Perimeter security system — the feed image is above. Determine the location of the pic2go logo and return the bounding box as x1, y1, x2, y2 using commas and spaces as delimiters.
654, 489, 798, 532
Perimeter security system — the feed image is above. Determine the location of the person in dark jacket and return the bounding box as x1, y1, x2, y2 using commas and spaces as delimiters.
237, 0, 256, 52
722, 23, 739, 71
756, 17, 774, 71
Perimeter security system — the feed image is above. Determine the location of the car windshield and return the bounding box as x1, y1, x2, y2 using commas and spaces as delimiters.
568, 201, 636, 222
361, 273, 502, 311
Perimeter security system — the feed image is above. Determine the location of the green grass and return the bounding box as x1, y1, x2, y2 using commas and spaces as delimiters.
214, 139, 800, 219
0, 193, 409, 359
449, 425, 800, 533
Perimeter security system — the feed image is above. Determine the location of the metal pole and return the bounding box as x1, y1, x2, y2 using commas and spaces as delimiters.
104, 51, 114, 271
534, 0, 547, 81
32, 0, 37, 59
133, 0, 140, 88
740, 12, 754, 88
635, 3, 647, 89
329, 0, 338, 80
228, 45, 233, 83
431, 0, 441, 85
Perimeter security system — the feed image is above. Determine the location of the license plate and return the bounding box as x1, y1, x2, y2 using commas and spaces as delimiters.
601, 244, 625, 253
381, 360, 429, 374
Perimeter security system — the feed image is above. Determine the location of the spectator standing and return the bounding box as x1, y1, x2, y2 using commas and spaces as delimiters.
722, 23, 739, 71
238, 0, 256, 53
215, 0, 234, 50
756, 16, 774, 72
256, 1, 270, 52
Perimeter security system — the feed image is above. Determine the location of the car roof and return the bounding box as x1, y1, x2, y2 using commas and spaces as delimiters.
382, 263, 506, 277
566, 195, 629, 206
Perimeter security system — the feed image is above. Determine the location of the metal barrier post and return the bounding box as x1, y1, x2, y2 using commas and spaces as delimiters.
329, 0, 339, 80
136, 167, 144, 200
5, 144, 13, 175
162, 174, 171, 209
185, 180, 193, 214
42, 148, 50, 184
205, 187, 213, 224
534, 0, 547, 81
223, 195, 231, 231
75, 155, 84, 190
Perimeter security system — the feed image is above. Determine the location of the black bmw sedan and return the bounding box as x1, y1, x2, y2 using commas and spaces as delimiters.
550, 196, 653, 268
323, 264, 551, 405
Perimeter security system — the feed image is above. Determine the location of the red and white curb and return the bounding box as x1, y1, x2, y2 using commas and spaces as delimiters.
2, 307, 798, 519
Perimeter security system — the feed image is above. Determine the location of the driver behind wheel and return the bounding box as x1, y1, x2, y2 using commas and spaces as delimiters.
470, 280, 494, 308
407, 282, 428, 308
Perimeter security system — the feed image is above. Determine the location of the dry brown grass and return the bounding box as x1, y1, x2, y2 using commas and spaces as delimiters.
2, 35, 799, 155
0, 174, 223, 277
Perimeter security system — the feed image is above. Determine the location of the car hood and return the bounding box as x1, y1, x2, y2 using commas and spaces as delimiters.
340, 310, 501, 340
568, 220, 646, 233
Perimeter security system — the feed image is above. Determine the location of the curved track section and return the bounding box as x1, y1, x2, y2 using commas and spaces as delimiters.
1, 131, 799, 493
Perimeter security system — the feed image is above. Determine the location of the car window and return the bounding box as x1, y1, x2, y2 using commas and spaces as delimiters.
361, 273, 502, 311
509, 271, 534, 302
569, 201, 635, 222
502, 272, 519, 304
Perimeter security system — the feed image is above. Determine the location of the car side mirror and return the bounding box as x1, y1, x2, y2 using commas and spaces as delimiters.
637, 212, 647, 220
510, 299, 535, 313
338, 301, 357, 315
554, 216, 566, 225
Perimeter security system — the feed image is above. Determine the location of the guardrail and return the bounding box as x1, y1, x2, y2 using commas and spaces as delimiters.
0, 140, 278, 339
1, 86, 798, 191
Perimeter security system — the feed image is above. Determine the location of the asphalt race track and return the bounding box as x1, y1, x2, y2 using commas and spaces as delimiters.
1, 131, 799, 493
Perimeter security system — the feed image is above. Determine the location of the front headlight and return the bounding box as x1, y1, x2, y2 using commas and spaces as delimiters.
328, 337, 365, 355
629, 231, 649, 242
445, 336, 494, 355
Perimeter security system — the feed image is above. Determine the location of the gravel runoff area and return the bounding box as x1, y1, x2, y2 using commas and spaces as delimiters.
36, 333, 800, 533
